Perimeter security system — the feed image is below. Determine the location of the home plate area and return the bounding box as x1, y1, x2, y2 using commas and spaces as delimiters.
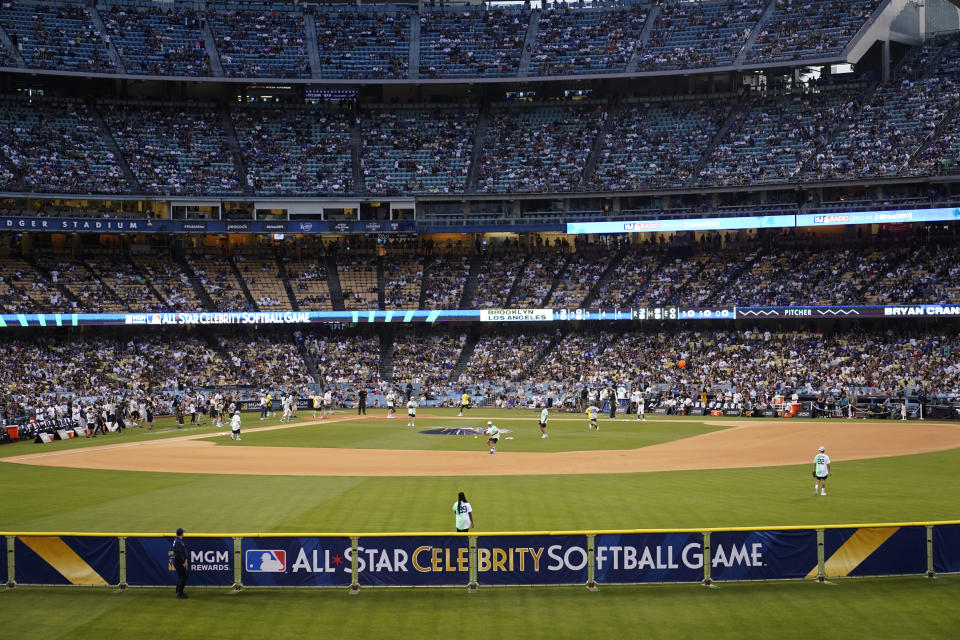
420, 426, 514, 436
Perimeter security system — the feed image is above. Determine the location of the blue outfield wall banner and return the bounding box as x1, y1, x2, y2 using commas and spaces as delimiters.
14, 536, 119, 586
821, 527, 926, 578
709, 530, 817, 581
476, 535, 588, 585
933, 524, 960, 573
594, 532, 703, 583
357, 536, 469, 587
126, 536, 234, 587
241, 537, 351, 587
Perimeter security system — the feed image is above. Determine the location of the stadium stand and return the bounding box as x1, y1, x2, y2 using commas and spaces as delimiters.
391, 332, 465, 387
305, 332, 380, 385
101, 100, 240, 195
697, 90, 857, 186
478, 102, 606, 193
0, 96, 126, 194
419, 7, 527, 78
531, 3, 648, 75
232, 104, 353, 196
591, 99, 730, 190
638, 0, 764, 71
421, 254, 471, 309
234, 253, 290, 310
0, 2, 115, 72
336, 253, 380, 310
746, 0, 879, 63
206, 3, 310, 78
383, 253, 423, 309
314, 6, 410, 79
285, 257, 333, 311
185, 252, 251, 311
361, 106, 475, 195
100, 1, 211, 76
129, 254, 204, 312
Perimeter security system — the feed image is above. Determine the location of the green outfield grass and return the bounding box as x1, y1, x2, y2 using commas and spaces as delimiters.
3, 576, 959, 640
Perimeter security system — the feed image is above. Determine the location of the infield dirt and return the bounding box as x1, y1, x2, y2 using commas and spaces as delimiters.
5, 416, 960, 477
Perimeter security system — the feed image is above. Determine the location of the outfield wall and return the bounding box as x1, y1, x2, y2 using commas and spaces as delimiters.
5, 522, 960, 589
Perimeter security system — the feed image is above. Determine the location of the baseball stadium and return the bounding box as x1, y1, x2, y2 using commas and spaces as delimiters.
2, 0, 960, 638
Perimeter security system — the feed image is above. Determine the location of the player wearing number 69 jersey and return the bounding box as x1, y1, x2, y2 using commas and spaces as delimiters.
813, 446, 831, 496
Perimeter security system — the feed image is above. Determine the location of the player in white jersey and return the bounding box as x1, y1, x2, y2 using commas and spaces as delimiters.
312, 393, 322, 419
538, 407, 549, 438
586, 405, 600, 430
485, 421, 500, 454
813, 446, 831, 495
281, 394, 293, 422
636, 395, 645, 422
386, 391, 396, 419
406, 398, 418, 427
230, 411, 242, 440
323, 390, 333, 417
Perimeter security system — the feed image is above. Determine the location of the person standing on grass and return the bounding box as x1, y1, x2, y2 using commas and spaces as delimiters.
586, 405, 600, 430
407, 397, 418, 427
386, 390, 396, 419
813, 446, 831, 496
539, 407, 549, 439
173, 528, 188, 599
358, 387, 368, 415
636, 394, 645, 422
453, 492, 474, 532
485, 421, 500, 454
231, 410, 242, 441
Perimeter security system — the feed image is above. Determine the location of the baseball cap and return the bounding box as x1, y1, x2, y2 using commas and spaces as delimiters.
818, 446, 825, 452
487, 421, 493, 426
176, 527, 184, 536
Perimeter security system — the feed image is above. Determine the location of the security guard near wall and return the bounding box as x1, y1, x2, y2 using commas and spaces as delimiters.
173, 527, 188, 598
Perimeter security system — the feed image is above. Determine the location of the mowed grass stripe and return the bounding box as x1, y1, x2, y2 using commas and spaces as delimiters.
2, 577, 959, 640
3, 447, 960, 533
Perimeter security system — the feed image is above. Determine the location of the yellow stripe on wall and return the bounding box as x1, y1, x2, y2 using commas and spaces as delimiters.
19, 536, 109, 586
805, 527, 899, 579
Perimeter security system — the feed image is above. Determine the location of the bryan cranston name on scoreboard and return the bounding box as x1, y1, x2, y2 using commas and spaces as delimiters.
125, 312, 311, 325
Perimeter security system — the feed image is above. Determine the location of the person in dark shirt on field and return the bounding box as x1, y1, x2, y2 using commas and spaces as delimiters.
173, 527, 188, 599
357, 387, 368, 415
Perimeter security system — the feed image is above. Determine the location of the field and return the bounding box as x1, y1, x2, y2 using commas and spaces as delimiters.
2, 408, 960, 639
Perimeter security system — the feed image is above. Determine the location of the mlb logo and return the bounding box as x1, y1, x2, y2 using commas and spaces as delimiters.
246, 549, 286, 573
148, 314, 162, 325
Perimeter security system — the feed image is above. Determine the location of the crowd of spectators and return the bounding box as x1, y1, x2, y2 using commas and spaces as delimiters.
103, 101, 239, 195
336, 253, 380, 310
233, 105, 353, 196
637, 0, 764, 71
513, 249, 567, 307
460, 333, 554, 387
391, 332, 465, 388
315, 8, 409, 79
591, 100, 728, 190
362, 107, 474, 195
747, 0, 878, 63
0, 98, 126, 194
422, 254, 470, 309
419, 8, 527, 78
185, 253, 251, 311
472, 252, 528, 308
0, 2, 114, 72
698, 91, 856, 186
304, 332, 380, 386
1, 321, 959, 424
478, 103, 605, 193
383, 255, 423, 308
803, 76, 960, 180
532, 4, 647, 76
130, 254, 203, 312
101, 3, 210, 76
550, 245, 617, 308
285, 258, 333, 310
207, 6, 309, 78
